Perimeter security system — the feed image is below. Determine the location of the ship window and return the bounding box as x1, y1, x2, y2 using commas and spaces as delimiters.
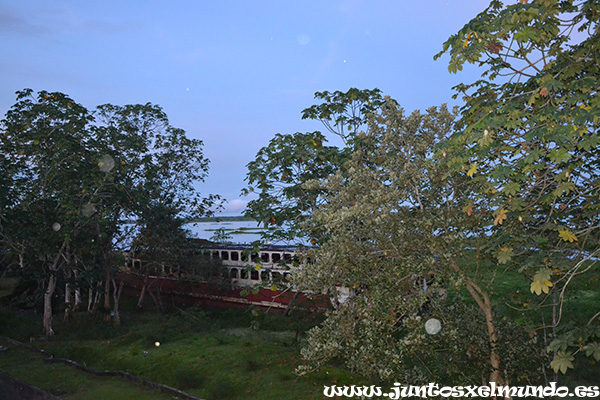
221, 251, 229, 261
242, 252, 249, 262
272, 271, 282, 282
260, 270, 269, 281
230, 268, 239, 279
261, 253, 269, 263
240, 269, 248, 279
272, 253, 281, 263
231, 252, 239, 261
282, 272, 291, 282
212, 251, 219, 259
283, 253, 292, 262
251, 253, 259, 263
250, 270, 259, 280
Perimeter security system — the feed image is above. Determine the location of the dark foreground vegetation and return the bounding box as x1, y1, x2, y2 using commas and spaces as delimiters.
0, 298, 352, 400
1, 255, 599, 400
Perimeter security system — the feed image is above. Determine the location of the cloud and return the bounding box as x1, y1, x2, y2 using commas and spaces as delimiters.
0, 4, 133, 38
0, 6, 50, 37
219, 198, 248, 215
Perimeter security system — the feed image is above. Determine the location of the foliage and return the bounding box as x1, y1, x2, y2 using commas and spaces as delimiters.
293, 98, 519, 382
0, 89, 217, 334
242, 88, 384, 242
301, 88, 385, 144
243, 131, 346, 241
435, 0, 600, 373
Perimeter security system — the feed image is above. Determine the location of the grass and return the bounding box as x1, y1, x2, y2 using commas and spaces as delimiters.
0, 277, 20, 299
1, 257, 598, 398
0, 304, 363, 400
0, 343, 171, 400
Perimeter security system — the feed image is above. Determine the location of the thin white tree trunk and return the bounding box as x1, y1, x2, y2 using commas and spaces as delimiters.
43, 274, 57, 338
63, 282, 72, 321
88, 287, 94, 313
111, 278, 124, 326
75, 288, 81, 309
137, 284, 146, 308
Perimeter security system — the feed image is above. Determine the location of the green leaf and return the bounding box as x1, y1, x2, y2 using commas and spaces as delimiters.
552, 182, 575, 197
530, 269, 553, 295
583, 342, 600, 361
550, 351, 574, 374
502, 182, 520, 196
548, 148, 571, 164
477, 129, 493, 147
497, 246, 513, 264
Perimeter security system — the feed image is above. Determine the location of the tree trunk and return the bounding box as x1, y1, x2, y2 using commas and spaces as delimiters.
88, 287, 94, 313
74, 287, 81, 310
111, 278, 124, 326
449, 259, 503, 385
63, 282, 72, 322
90, 281, 102, 315
104, 269, 111, 310
73, 270, 81, 311
137, 284, 146, 308
43, 274, 57, 338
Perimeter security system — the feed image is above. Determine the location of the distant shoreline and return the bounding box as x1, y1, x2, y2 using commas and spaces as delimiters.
191, 215, 256, 222
122, 216, 257, 224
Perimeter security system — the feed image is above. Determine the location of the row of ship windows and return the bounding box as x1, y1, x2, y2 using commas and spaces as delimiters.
224, 267, 291, 282
209, 250, 296, 264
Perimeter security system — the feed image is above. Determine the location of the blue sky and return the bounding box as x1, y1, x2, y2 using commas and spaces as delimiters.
0, 0, 488, 215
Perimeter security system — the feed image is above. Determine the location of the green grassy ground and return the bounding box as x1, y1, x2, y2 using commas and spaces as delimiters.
0, 306, 361, 400
0, 257, 598, 398
0, 342, 174, 400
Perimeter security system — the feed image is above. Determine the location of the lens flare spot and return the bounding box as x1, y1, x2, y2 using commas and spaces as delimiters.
98, 155, 115, 172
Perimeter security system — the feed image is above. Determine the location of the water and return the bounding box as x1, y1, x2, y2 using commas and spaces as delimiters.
186, 220, 265, 244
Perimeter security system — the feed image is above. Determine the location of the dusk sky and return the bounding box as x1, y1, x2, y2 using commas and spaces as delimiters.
1, 0, 488, 215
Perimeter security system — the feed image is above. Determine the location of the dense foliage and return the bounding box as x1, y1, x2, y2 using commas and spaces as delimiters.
436, 0, 600, 374
246, 0, 599, 386
242, 88, 385, 242
0, 89, 217, 335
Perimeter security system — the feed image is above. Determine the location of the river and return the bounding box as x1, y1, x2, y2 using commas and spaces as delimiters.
185, 220, 264, 244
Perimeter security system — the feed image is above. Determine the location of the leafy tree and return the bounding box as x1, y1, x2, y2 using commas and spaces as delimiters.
243, 88, 384, 242
243, 131, 345, 242
92, 103, 219, 317
1, 89, 218, 334
301, 88, 385, 144
294, 98, 535, 384
0, 89, 98, 336
435, 0, 600, 375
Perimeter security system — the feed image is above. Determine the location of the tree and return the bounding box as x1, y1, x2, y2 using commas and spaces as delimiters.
92, 103, 219, 318
243, 88, 384, 242
0, 89, 98, 336
294, 98, 539, 384
0, 89, 218, 334
435, 0, 600, 375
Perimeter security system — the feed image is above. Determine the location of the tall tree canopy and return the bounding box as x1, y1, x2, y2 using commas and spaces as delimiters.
0, 89, 217, 335
294, 99, 541, 384
435, 0, 600, 374
242, 88, 384, 243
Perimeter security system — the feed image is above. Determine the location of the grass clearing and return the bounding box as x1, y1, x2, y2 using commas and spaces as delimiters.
0, 305, 362, 400
0, 342, 171, 400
